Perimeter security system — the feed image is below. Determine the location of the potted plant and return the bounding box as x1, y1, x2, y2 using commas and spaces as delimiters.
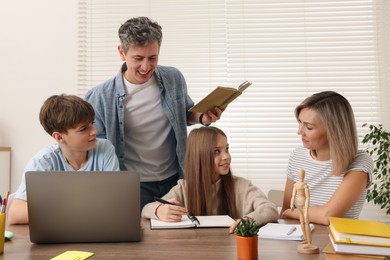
234, 217, 259, 260
362, 123, 390, 215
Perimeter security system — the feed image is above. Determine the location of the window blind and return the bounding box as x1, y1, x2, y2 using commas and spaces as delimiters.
77, 0, 387, 193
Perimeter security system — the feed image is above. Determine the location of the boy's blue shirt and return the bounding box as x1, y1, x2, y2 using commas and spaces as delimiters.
14, 139, 119, 201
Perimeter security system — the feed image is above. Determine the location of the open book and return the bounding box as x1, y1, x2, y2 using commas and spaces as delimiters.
189, 80, 252, 113
150, 215, 235, 229
258, 223, 315, 241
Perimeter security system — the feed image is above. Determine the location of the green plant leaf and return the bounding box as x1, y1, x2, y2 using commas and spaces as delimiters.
235, 217, 260, 237
362, 123, 390, 216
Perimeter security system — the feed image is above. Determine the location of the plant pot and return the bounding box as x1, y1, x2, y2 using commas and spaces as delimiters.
236, 235, 258, 260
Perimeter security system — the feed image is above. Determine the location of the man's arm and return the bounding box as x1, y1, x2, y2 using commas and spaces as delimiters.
85, 90, 107, 139
8, 199, 29, 225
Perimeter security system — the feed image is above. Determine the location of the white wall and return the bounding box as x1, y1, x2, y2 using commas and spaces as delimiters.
0, 1, 388, 222
0, 0, 77, 192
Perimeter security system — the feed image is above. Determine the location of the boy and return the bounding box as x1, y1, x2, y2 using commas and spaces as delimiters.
8, 94, 120, 224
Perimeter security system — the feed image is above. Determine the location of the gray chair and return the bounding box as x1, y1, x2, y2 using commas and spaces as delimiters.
267, 189, 284, 208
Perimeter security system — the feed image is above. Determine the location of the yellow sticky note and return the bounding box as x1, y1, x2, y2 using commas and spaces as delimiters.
51, 250, 94, 260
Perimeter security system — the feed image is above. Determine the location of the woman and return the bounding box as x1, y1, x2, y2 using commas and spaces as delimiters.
280, 91, 373, 225
142, 126, 278, 232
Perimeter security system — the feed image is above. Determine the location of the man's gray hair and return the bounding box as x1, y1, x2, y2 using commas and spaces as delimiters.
118, 17, 162, 53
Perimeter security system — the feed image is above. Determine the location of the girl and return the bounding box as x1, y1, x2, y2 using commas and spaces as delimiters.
142, 126, 278, 232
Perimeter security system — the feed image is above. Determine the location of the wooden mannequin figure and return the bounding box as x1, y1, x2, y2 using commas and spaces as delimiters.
290, 169, 319, 254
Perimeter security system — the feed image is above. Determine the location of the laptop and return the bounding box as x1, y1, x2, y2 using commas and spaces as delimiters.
26, 171, 141, 244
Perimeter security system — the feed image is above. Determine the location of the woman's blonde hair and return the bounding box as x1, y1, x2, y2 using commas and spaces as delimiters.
185, 127, 238, 218
295, 91, 358, 175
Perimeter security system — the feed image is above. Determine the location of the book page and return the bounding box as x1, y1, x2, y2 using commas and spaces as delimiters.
196, 215, 235, 228
237, 80, 252, 92
329, 225, 390, 246
150, 215, 235, 229
258, 223, 315, 241
150, 215, 195, 229
329, 234, 390, 256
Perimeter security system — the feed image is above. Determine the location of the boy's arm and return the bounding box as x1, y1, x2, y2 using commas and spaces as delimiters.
8, 199, 29, 225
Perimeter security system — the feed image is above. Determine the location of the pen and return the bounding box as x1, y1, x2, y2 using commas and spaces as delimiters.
1, 192, 9, 214
154, 197, 201, 225
154, 197, 176, 206
1, 198, 6, 214
286, 226, 297, 235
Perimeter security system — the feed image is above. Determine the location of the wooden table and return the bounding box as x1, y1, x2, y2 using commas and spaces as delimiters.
1, 219, 329, 259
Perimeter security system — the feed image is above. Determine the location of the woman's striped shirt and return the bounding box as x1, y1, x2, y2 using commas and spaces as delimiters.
286, 146, 374, 219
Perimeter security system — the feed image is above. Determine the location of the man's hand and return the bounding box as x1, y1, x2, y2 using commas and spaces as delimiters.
201, 107, 224, 125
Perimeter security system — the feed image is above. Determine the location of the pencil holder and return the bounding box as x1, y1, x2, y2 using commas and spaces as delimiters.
0, 213, 5, 254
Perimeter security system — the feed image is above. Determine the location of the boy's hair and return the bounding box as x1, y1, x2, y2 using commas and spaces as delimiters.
295, 91, 358, 175
118, 16, 163, 53
185, 126, 239, 218
39, 94, 95, 135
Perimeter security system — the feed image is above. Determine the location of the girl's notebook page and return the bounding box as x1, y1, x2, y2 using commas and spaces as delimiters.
150, 215, 234, 229
151, 215, 195, 229
196, 215, 235, 227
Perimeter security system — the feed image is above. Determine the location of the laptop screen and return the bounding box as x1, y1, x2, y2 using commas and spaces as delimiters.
26, 171, 141, 243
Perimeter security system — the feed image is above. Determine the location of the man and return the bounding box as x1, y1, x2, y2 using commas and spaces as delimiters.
8, 95, 120, 224
85, 17, 223, 208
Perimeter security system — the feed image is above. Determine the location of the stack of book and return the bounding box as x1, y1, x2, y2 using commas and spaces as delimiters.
324, 217, 390, 259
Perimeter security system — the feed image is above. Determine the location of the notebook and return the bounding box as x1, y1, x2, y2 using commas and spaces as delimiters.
258, 223, 315, 241
150, 215, 235, 229
26, 171, 141, 244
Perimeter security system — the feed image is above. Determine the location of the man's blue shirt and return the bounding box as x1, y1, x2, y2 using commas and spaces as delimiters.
85, 63, 194, 178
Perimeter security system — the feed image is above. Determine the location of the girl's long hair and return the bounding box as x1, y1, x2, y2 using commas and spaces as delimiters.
185, 127, 239, 218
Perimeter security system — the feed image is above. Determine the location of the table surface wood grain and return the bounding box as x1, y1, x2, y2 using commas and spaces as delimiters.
2, 219, 329, 259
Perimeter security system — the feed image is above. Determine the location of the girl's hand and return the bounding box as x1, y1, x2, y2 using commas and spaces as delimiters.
155, 199, 188, 222
229, 219, 241, 234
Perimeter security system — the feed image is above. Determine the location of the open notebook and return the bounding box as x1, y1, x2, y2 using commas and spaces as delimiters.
150, 215, 235, 229
258, 223, 315, 241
